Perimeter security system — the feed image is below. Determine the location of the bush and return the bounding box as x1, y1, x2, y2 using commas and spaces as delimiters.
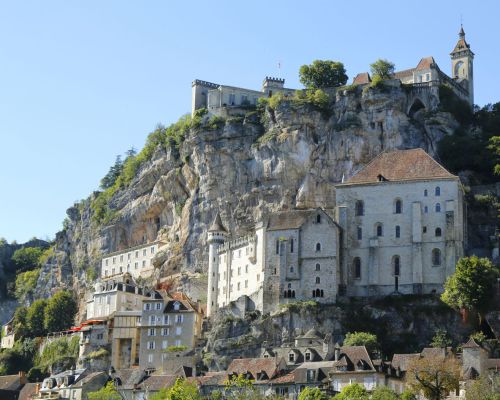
12, 247, 44, 273
165, 345, 188, 353
86, 348, 109, 359
343, 331, 379, 355
15, 268, 40, 302
439, 84, 473, 125
36, 335, 80, 370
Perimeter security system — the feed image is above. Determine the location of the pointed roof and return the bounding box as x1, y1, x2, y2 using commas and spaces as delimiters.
415, 56, 437, 70
208, 212, 227, 233
462, 337, 481, 349
342, 148, 456, 185
352, 72, 371, 85
451, 25, 474, 56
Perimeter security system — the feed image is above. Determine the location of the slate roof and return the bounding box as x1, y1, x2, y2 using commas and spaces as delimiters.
0, 375, 23, 391
227, 358, 282, 380
113, 368, 146, 389
391, 354, 421, 371
344, 149, 456, 185
209, 212, 227, 233
451, 27, 473, 55
339, 346, 375, 371
462, 338, 481, 349
18, 383, 39, 400
300, 328, 322, 339
393, 68, 415, 80
137, 375, 178, 391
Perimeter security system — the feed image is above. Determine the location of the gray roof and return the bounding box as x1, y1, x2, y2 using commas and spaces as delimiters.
208, 212, 227, 233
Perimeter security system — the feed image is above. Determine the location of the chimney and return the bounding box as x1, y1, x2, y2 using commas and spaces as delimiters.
18, 371, 27, 385
334, 346, 340, 362
35, 383, 40, 394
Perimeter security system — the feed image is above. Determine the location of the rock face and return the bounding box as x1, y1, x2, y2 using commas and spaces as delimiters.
29, 83, 460, 319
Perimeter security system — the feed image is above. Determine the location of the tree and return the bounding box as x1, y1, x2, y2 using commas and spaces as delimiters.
370, 59, 395, 79
400, 390, 417, 400
223, 374, 259, 400
333, 383, 369, 400
466, 375, 500, 400
299, 60, 348, 89
13, 306, 28, 338
298, 387, 328, 400
26, 299, 48, 338
11, 247, 44, 273
406, 353, 461, 400
156, 378, 201, 400
370, 386, 399, 400
441, 256, 499, 322
489, 136, 500, 175
430, 329, 452, 348
15, 268, 40, 302
343, 331, 379, 355
100, 155, 124, 190
87, 382, 121, 400
43, 291, 77, 333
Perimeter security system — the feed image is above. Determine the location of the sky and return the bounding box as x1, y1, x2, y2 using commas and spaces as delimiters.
0, 0, 498, 243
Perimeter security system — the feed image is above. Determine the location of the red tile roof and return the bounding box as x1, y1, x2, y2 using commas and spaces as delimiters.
227, 358, 281, 380
344, 148, 456, 184
415, 56, 437, 70
352, 72, 371, 85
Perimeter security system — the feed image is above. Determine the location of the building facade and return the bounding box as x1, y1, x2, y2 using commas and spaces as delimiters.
207, 209, 340, 317
335, 148, 464, 297
100, 241, 165, 280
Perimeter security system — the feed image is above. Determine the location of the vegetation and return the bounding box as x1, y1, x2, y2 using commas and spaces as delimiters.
333, 382, 369, 400
438, 84, 473, 125
149, 378, 201, 400
278, 300, 318, 313
299, 60, 348, 89
343, 331, 379, 355
370, 386, 399, 400
36, 335, 80, 371
430, 329, 452, 348
86, 348, 109, 359
165, 345, 188, 352
43, 290, 77, 333
11, 247, 44, 273
406, 353, 461, 400
489, 135, 500, 176
298, 387, 328, 400
87, 381, 121, 400
441, 256, 499, 322
0, 338, 37, 375
465, 375, 500, 400
26, 299, 48, 338
14, 268, 40, 301
370, 59, 395, 80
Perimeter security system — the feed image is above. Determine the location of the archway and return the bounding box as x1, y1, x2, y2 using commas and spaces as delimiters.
408, 98, 426, 118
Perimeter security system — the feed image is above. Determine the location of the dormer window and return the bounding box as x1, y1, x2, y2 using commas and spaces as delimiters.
316, 214, 321, 223
173, 301, 180, 311
377, 174, 387, 182
289, 352, 295, 362
305, 352, 311, 361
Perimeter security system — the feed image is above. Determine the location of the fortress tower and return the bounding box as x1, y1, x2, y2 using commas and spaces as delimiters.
206, 212, 228, 317
450, 25, 474, 106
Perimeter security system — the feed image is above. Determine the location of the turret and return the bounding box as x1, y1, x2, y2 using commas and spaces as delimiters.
207, 212, 228, 317
450, 25, 474, 106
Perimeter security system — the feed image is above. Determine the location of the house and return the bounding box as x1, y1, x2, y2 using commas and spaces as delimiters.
335, 148, 465, 297
33, 369, 107, 400
207, 208, 341, 316
110, 311, 142, 369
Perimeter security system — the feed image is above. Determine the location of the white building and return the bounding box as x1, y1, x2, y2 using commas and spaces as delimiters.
207, 209, 341, 317
100, 241, 165, 280
86, 274, 147, 319
335, 148, 465, 297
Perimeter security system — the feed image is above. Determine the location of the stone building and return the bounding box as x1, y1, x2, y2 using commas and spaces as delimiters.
110, 310, 142, 369
335, 148, 465, 297
139, 290, 203, 372
1, 317, 16, 349
207, 209, 341, 316
100, 240, 165, 280
86, 273, 147, 319
191, 77, 295, 116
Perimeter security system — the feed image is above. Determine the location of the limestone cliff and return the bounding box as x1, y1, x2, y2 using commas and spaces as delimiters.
30, 82, 460, 320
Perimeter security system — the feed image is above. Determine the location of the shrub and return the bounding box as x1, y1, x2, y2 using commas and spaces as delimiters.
165, 345, 188, 353
343, 331, 379, 355
12, 247, 44, 273
86, 348, 109, 359
14, 268, 40, 302
36, 335, 80, 370
439, 84, 473, 125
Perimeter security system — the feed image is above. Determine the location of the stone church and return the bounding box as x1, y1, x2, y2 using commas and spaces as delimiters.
206, 149, 465, 316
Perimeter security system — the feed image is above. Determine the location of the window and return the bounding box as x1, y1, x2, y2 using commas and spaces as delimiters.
105, 260, 108, 266
162, 328, 169, 336
238, 250, 241, 258
393, 256, 401, 276
155, 303, 161, 310
149, 315, 155, 325
127, 253, 131, 260
276, 240, 280, 255
424, 206, 428, 213
175, 339, 181, 346
376, 223, 383, 237
176, 315, 183, 323
174, 302, 180, 311
315, 263, 320, 271
135, 251, 139, 258
289, 353, 295, 362
424, 189, 428, 197
435, 203, 441, 213
135, 262, 138, 269
432, 249, 441, 266
305, 352, 311, 361
162, 340, 168, 349
112, 257, 116, 264
142, 260, 146, 267
395, 225, 401, 238
435, 227, 442, 237
357, 226, 362, 240
120, 255, 123, 262
147, 341, 155, 350
237, 282, 240, 290
355, 200, 364, 216
148, 354, 154, 363
435, 186, 441, 196
423, 226, 427, 234
245, 280, 248, 288
290, 238, 294, 253
238, 266, 241, 276
289, 266, 294, 273
316, 214, 321, 223
315, 243, 321, 252
245, 265, 248, 273
395, 199, 402, 214
288, 283, 292, 289
315, 277, 320, 284
175, 326, 182, 335
97, 333, 104, 340
353, 258, 361, 279
148, 328, 156, 336
229, 93, 236, 105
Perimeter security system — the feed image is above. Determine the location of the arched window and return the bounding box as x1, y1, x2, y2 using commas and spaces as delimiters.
393, 256, 401, 276
395, 199, 402, 214
315, 277, 320, 284
315, 263, 321, 271
289, 266, 294, 273
353, 257, 361, 279
290, 238, 294, 253
435, 203, 441, 213
288, 283, 292, 289
376, 223, 383, 237
435, 228, 442, 237
435, 186, 441, 196
357, 226, 362, 240
292, 290, 295, 298
432, 249, 441, 266
424, 189, 428, 197
316, 243, 321, 252
316, 214, 321, 223
320, 290, 324, 298
424, 206, 428, 213
355, 200, 364, 216
395, 225, 401, 238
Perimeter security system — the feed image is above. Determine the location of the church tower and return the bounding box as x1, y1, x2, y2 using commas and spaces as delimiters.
206, 212, 227, 318
450, 25, 474, 106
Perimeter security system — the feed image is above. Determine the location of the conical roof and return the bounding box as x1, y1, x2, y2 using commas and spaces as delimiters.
208, 212, 227, 233
301, 328, 322, 339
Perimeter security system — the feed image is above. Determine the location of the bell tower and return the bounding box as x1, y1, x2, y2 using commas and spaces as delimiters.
450, 25, 474, 106
206, 212, 227, 318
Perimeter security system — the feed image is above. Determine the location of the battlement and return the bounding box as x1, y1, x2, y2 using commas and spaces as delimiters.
263, 76, 285, 84
218, 234, 256, 254
192, 79, 219, 89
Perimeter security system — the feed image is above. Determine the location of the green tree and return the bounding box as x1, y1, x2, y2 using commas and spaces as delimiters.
299, 60, 348, 89
343, 331, 379, 355
87, 382, 121, 400
400, 390, 417, 400
11, 247, 44, 273
370, 386, 399, 400
466, 375, 500, 400
13, 306, 29, 338
370, 59, 395, 80
15, 268, 40, 302
441, 256, 499, 322
489, 135, 500, 175
470, 331, 487, 345
333, 383, 369, 400
100, 155, 124, 190
26, 299, 48, 338
44, 291, 77, 333
430, 329, 452, 348
297, 387, 328, 400
160, 378, 201, 400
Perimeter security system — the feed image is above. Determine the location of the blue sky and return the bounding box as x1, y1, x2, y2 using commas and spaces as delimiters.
0, 0, 498, 243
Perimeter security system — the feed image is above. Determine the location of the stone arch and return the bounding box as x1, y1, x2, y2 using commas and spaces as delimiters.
408, 98, 426, 117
